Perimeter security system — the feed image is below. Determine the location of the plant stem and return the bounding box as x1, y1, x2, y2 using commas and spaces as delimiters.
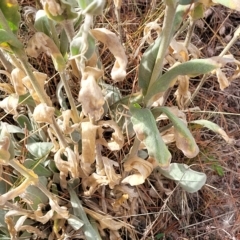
0, 50, 13, 72
51, 117, 68, 148
62, 20, 81, 78
15, 49, 69, 148
15, 49, 50, 104
49, 19, 60, 48
184, 19, 195, 48
146, 1, 177, 98
59, 71, 80, 123
219, 25, 240, 56
62, 20, 75, 41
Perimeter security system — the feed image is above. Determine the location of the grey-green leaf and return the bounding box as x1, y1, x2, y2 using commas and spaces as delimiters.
144, 58, 219, 103
190, 119, 234, 144
34, 10, 51, 37
130, 106, 171, 169
67, 214, 84, 230
25, 177, 49, 210
23, 159, 53, 177
26, 142, 53, 158
159, 163, 207, 193
138, 37, 161, 95
68, 179, 101, 240
155, 107, 199, 158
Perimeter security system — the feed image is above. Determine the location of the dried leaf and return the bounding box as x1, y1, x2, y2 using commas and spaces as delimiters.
78, 67, 105, 120
102, 157, 121, 189
84, 208, 126, 231
144, 21, 162, 45
22, 71, 52, 105
82, 173, 109, 196
81, 121, 99, 175
161, 126, 175, 144
215, 68, 229, 90
32, 103, 55, 124
97, 120, 124, 151
0, 94, 18, 115
174, 75, 191, 109
11, 68, 27, 95
170, 38, 188, 62
26, 32, 66, 71
0, 136, 10, 165
54, 147, 79, 189
0, 83, 14, 94
91, 28, 128, 82
122, 156, 153, 186
190, 120, 235, 144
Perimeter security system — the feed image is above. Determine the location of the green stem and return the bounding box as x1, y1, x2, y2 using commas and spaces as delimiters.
146, 1, 178, 100
62, 20, 81, 78
59, 71, 80, 123
49, 19, 60, 48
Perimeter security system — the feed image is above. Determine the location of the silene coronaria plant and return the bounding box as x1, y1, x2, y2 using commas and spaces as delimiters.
0, 0, 238, 239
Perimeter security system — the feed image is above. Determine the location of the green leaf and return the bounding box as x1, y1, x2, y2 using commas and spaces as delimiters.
70, 32, 96, 60
25, 177, 48, 210
0, 122, 24, 134
18, 93, 36, 108
172, 4, 189, 33
212, 164, 224, 176
179, 0, 198, 5
190, 2, 204, 20
138, 36, 161, 95
0, 0, 20, 34
67, 214, 84, 230
155, 107, 199, 158
26, 142, 53, 158
144, 58, 219, 103
34, 10, 51, 37
60, 29, 69, 56
23, 159, 53, 177
68, 179, 101, 240
78, 0, 106, 15
212, 0, 240, 11
0, 29, 23, 49
159, 163, 207, 193
190, 120, 234, 143
130, 106, 171, 169
16, 115, 33, 131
